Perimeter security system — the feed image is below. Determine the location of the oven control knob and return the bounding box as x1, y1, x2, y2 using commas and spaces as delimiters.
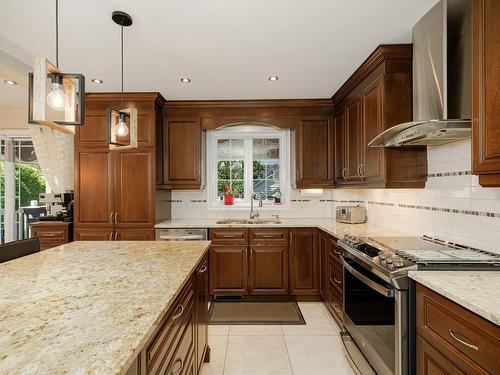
386, 256, 393, 264
379, 252, 387, 261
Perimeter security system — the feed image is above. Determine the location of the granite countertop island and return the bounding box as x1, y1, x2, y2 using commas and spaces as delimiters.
0, 240, 210, 374
409, 271, 500, 326
155, 218, 408, 238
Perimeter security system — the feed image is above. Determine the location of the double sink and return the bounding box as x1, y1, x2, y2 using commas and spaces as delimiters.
215, 218, 282, 225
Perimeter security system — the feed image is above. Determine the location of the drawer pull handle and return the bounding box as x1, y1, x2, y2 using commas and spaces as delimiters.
222, 234, 238, 238
333, 250, 341, 256
41, 233, 57, 237
449, 330, 478, 351
198, 265, 208, 274
333, 277, 342, 285
333, 304, 342, 313
172, 305, 184, 321
261, 235, 277, 238
170, 358, 183, 375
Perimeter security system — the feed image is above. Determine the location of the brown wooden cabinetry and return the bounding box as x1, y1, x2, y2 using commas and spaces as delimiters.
319, 232, 329, 301
129, 254, 209, 375
289, 228, 320, 296
333, 44, 427, 188
295, 117, 335, 188
472, 0, 500, 186
74, 93, 165, 241
416, 283, 500, 375
209, 245, 248, 295
161, 118, 202, 189
29, 221, 72, 250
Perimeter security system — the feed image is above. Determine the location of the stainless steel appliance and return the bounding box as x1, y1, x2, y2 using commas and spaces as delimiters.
369, 0, 472, 147
155, 228, 208, 241
38, 192, 73, 221
336, 205, 367, 224
337, 234, 500, 375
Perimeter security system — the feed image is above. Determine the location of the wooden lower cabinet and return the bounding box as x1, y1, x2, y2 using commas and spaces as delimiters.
289, 228, 320, 296
29, 221, 72, 250
126, 254, 209, 375
74, 228, 113, 241
209, 245, 248, 295
249, 245, 288, 294
319, 232, 329, 300
416, 283, 500, 375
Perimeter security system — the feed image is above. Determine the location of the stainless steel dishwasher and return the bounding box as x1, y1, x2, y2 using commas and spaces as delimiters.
155, 228, 208, 241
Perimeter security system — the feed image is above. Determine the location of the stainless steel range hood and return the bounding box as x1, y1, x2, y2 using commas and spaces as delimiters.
369, 0, 471, 147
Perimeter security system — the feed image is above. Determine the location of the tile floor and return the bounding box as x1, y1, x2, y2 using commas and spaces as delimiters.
200, 302, 355, 375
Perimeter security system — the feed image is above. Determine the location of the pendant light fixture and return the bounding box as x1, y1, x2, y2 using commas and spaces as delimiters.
106, 11, 137, 150
28, 0, 85, 134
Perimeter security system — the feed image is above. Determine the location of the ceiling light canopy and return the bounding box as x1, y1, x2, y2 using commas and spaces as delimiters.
106, 11, 137, 150
4, 80, 18, 85
180, 77, 191, 83
28, 0, 85, 135
268, 75, 279, 81
91, 78, 104, 84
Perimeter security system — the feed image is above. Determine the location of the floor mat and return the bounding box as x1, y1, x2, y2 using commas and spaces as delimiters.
208, 301, 306, 325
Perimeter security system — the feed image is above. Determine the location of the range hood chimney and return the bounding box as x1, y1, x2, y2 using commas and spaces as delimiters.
369, 0, 471, 147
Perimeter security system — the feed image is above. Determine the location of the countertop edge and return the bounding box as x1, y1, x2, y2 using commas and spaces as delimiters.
409, 271, 500, 326
118, 244, 210, 375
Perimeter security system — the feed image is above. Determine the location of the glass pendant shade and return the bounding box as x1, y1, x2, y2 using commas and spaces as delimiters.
28, 58, 85, 135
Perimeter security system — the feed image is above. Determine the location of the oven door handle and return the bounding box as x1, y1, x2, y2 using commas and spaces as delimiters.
342, 258, 395, 298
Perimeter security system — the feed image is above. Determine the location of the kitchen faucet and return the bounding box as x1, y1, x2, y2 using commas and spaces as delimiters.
250, 192, 263, 219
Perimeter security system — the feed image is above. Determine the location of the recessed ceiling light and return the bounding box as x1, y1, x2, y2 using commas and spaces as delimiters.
91, 78, 104, 84
268, 75, 279, 81
4, 80, 18, 85
180, 77, 191, 83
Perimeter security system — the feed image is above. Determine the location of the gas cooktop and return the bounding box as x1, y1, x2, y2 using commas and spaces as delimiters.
338, 234, 500, 284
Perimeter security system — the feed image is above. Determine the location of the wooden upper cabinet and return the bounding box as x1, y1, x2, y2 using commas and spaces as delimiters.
114, 149, 155, 228
361, 79, 384, 181
472, 0, 500, 187
332, 44, 427, 188
295, 117, 335, 188
345, 98, 362, 181
289, 228, 320, 295
162, 118, 202, 189
74, 150, 113, 227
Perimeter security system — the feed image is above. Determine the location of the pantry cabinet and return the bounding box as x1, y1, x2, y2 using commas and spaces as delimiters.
472, 0, 500, 187
333, 44, 427, 188
74, 93, 165, 241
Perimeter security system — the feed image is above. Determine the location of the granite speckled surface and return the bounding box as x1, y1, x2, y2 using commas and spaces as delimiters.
0, 240, 210, 375
155, 218, 407, 239
409, 271, 500, 326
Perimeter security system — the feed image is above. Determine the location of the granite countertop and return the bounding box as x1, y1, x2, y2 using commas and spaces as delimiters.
409, 271, 500, 326
155, 218, 408, 238
0, 240, 210, 375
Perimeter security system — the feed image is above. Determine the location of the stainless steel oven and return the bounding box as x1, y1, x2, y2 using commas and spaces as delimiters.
342, 256, 408, 375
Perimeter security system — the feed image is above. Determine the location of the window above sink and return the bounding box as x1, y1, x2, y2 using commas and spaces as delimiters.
206, 125, 290, 210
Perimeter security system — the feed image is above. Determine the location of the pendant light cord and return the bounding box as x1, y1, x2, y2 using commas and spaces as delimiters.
55, 0, 59, 68
120, 22, 124, 109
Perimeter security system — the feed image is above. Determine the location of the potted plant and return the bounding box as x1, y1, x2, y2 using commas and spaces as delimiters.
223, 185, 234, 205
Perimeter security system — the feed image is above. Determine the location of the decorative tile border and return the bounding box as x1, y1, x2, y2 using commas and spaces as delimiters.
398, 203, 500, 218
367, 201, 395, 207
427, 170, 471, 178
190, 199, 207, 203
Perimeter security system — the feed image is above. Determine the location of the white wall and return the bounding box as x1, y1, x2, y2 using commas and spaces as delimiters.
332, 140, 500, 254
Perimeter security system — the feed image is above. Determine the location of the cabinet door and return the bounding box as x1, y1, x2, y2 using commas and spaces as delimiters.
74, 150, 114, 228
472, 0, 500, 186
163, 118, 202, 189
209, 245, 248, 295
114, 149, 155, 228
74, 228, 113, 241
334, 110, 348, 184
346, 98, 362, 181
417, 336, 466, 375
75, 111, 108, 149
289, 229, 320, 295
362, 79, 384, 181
295, 117, 334, 188
319, 232, 329, 300
115, 229, 154, 240
249, 245, 288, 294
195, 256, 209, 372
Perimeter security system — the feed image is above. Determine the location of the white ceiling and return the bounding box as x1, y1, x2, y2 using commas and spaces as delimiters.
0, 0, 438, 111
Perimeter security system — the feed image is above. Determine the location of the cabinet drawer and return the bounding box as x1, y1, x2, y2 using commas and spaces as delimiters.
329, 239, 342, 261
163, 307, 195, 375
209, 229, 248, 244
146, 280, 194, 374
32, 229, 66, 241
329, 285, 343, 317
416, 284, 500, 375
329, 260, 343, 291
38, 239, 67, 250
249, 228, 289, 245
417, 335, 466, 375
